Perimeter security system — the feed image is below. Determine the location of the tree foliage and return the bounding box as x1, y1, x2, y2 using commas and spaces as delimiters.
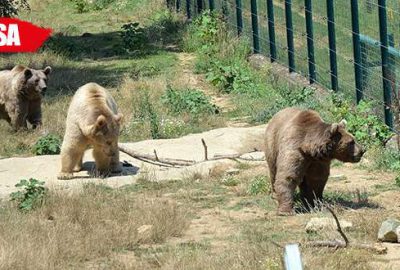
0, 0, 29, 17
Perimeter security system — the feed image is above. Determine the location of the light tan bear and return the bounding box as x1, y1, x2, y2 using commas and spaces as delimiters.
0, 65, 51, 130
264, 107, 364, 215
58, 83, 123, 180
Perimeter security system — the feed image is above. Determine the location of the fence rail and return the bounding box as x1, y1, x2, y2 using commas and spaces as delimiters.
172, 0, 400, 134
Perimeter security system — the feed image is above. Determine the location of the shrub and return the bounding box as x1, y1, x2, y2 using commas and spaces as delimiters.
329, 97, 393, 147
10, 179, 47, 211
32, 134, 62, 155
70, 0, 115, 13
161, 87, 219, 116
120, 22, 147, 54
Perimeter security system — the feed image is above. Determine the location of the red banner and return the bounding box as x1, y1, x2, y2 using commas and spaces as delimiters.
0, 18, 52, 53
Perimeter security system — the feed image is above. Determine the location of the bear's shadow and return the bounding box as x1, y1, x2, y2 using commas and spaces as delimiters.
80, 160, 139, 179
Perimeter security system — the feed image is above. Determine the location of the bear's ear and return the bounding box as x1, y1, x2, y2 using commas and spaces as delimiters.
92, 115, 107, 134
43, 66, 52, 76
24, 69, 32, 79
338, 119, 347, 128
114, 113, 123, 124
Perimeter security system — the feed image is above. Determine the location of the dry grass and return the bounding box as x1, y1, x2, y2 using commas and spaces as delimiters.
0, 184, 188, 269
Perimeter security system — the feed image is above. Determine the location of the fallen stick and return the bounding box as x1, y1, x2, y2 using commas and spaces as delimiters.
304, 241, 387, 254
326, 206, 349, 246
303, 206, 387, 254
118, 141, 264, 167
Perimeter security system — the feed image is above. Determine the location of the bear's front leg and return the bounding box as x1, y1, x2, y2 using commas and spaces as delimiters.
92, 148, 112, 177
58, 146, 85, 180
27, 99, 42, 129
110, 147, 122, 173
300, 161, 331, 209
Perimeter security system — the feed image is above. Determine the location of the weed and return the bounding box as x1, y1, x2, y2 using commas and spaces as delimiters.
221, 176, 239, 187
32, 134, 61, 155
247, 176, 270, 195
10, 179, 47, 211
70, 0, 115, 13
161, 86, 219, 115
395, 175, 400, 187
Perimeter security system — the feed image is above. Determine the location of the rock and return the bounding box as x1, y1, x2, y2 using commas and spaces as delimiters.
378, 219, 400, 242
385, 135, 400, 151
396, 227, 400, 243
305, 217, 353, 233
226, 168, 240, 176
247, 54, 270, 70
137, 225, 153, 242
240, 151, 265, 161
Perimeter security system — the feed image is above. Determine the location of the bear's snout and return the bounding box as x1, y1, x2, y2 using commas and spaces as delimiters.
352, 146, 365, 162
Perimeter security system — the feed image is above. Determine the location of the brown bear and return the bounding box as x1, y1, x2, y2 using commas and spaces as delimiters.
264, 107, 364, 215
0, 65, 51, 130
58, 83, 123, 180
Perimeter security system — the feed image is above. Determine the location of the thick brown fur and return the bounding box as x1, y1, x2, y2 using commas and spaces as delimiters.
58, 83, 123, 180
264, 107, 364, 215
0, 65, 51, 130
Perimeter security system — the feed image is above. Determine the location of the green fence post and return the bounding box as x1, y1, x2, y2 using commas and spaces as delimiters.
186, 0, 191, 19
305, 0, 316, 84
378, 0, 393, 128
197, 0, 203, 13
209, 0, 215, 11
251, 0, 260, 53
360, 41, 368, 92
350, 0, 363, 103
327, 0, 338, 91
285, 0, 295, 73
267, 0, 277, 62
235, 0, 243, 35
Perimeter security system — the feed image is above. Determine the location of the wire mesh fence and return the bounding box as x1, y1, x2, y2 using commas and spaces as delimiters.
173, 0, 400, 135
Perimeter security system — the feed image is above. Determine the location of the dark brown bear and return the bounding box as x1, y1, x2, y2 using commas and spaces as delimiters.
0, 65, 51, 130
264, 107, 364, 215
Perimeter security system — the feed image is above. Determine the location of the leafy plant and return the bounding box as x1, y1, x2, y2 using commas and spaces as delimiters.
121, 22, 147, 54
10, 179, 47, 211
135, 92, 161, 139
247, 176, 270, 195
330, 97, 393, 147
32, 134, 62, 155
221, 176, 239, 187
161, 87, 219, 115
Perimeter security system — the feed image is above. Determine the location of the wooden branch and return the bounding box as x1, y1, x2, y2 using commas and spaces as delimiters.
118, 144, 264, 167
304, 241, 387, 254
326, 206, 349, 246
201, 138, 208, 161
153, 149, 159, 162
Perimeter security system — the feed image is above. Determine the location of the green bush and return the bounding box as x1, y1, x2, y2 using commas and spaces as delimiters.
10, 179, 47, 211
162, 87, 219, 116
329, 97, 393, 147
70, 0, 115, 13
32, 134, 62, 155
120, 22, 147, 54
0, 0, 29, 17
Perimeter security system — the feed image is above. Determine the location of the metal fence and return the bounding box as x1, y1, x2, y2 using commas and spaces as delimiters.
172, 0, 400, 134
